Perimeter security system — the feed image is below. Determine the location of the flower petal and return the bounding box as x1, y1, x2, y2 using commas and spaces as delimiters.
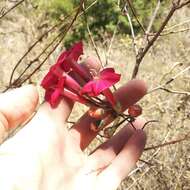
44, 88, 53, 102
102, 88, 116, 107
100, 68, 121, 82
81, 80, 97, 96
64, 73, 81, 92
56, 50, 70, 68
81, 79, 113, 96
50, 88, 62, 108
56, 41, 83, 72
69, 60, 91, 81
100, 68, 115, 75
41, 71, 58, 89
81, 68, 121, 97
62, 88, 87, 104
69, 41, 83, 61
44, 77, 65, 108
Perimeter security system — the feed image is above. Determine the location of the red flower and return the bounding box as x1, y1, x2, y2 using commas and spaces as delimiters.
81, 68, 121, 106
41, 42, 87, 108
41, 65, 61, 89
81, 68, 121, 96
57, 41, 83, 72
41, 41, 121, 109
44, 77, 65, 107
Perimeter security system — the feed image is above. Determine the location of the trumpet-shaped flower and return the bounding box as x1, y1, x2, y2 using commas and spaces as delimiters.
81, 68, 120, 96
41, 42, 87, 107
81, 68, 121, 106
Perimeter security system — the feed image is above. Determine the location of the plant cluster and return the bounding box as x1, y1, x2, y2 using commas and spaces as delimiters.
41, 41, 142, 137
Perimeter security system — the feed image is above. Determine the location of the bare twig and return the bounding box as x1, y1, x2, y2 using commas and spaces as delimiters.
150, 27, 190, 36
149, 65, 190, 93
176, 0, 190, 9
160, 62, 183, 83
146, 0, 161, 35
144, 132, 190, 151
126, 0, 146, 33
9, 23, 61, 86
142, 120, 159, 130
124, 4, 138, 56
164, 17, 190, 31
131, 1, 190, 79
0, 0, 25, 20
82, 2, 104, 68
3, 0, 100, 91
5, 0, 85, 90
159, 87, 190, 96
8, 1, 98, 89
170, 65, 190, 81
105, 20, 119, 66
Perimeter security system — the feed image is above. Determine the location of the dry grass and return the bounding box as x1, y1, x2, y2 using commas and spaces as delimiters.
0, 2, 190, 190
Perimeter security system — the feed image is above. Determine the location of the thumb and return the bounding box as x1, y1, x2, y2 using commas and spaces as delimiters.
0, 85, 39, 143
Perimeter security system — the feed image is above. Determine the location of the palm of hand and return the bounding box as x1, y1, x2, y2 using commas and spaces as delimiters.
0, 80, 146, 190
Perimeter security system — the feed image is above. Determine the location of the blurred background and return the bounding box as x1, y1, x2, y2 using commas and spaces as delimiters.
0, 0, 190, 189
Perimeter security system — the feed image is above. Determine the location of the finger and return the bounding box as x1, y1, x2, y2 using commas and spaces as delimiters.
70, 79, 147, 150
5, 58, 99, 147
83, 56, 101, 72
97, 130, 146, 190
3, 96, 75, 158
0, 85, 39, 143
69, 56, 101, 86
33, 96, 74, 131
88, 118, 146, 170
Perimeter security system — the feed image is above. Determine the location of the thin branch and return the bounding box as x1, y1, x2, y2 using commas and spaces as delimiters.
149, 65, 190, 93
144, 132, 190, 151
160, 62, 183, 83
131, 1, 190, 79
176, 0, 190, 9
150, 27, 190, 36
8, 1, 98, 88
105, 20, 119, 66
0, 0, 25, 20
10, 28, 65, 88
9, 23, 61, 86
159, 87, 190, 96
146, 0, 161, 35
123, 4, 138, 56
4, 0, 99, 91
5, 0, 85, 90
126, 0, 146, 33
82, 2, 104, 68
164, 17, 190, 31
8, 3, 87, 87
171, 65, 190, 81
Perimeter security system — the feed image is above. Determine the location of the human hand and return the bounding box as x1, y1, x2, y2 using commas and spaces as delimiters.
0, 79, 147, 190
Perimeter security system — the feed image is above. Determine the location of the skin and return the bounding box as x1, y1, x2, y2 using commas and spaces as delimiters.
0, 59, 147, 190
